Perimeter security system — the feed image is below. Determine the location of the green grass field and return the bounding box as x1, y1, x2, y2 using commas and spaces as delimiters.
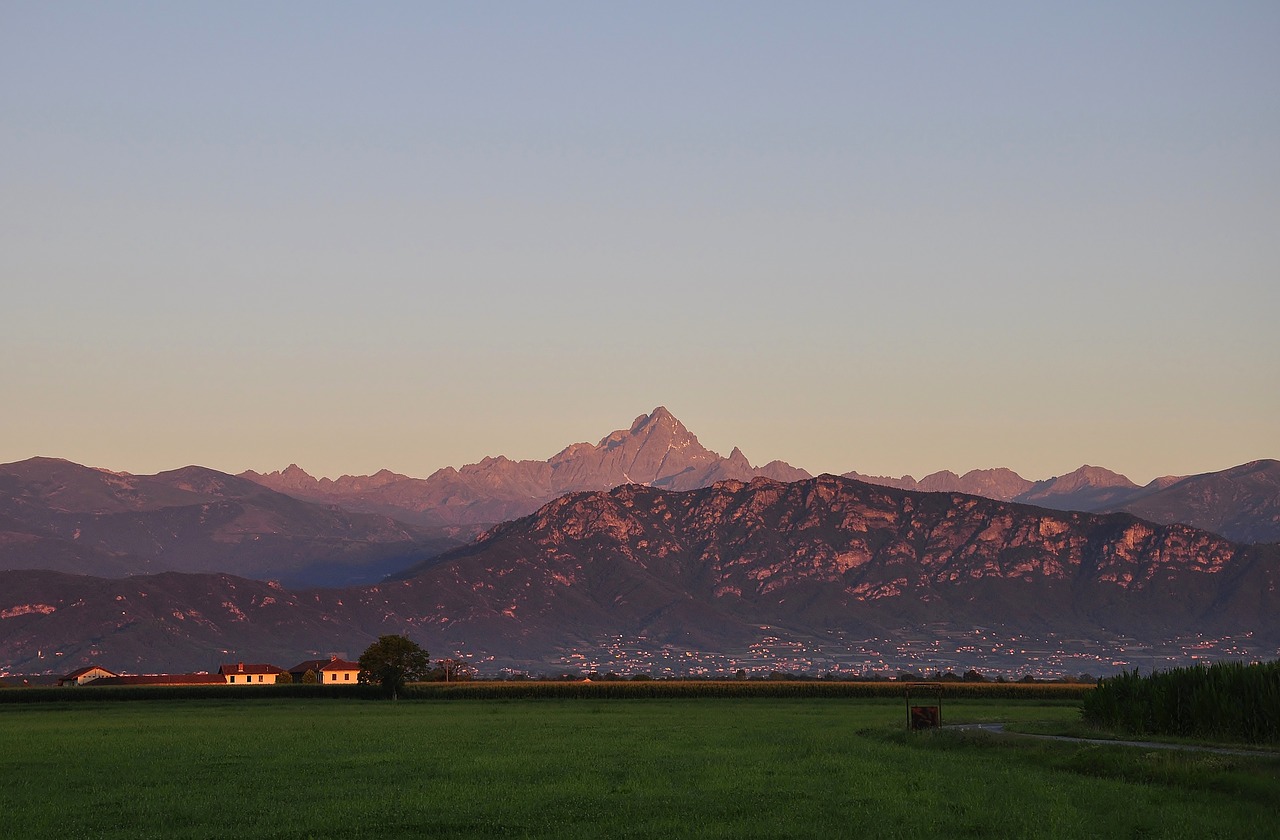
2, 697, 1276, 838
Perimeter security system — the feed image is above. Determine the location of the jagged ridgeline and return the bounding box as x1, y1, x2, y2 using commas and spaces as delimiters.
240, 407, 812, 527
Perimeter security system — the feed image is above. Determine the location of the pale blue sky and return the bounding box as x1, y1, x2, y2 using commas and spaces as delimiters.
3, 2, 1277, 483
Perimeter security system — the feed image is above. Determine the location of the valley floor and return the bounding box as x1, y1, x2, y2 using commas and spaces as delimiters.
2, 698, 1276, 838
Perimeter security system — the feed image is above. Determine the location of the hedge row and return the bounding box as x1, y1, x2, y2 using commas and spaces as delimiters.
1081, 660, 1280, 744
0, 683, 382, 704
0, 680, 1091, 704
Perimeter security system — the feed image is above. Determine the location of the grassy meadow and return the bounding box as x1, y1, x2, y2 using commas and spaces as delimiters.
2, 696, 1277, 839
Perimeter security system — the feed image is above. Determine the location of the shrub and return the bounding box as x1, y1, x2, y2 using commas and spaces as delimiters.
1081, 660, 1280, 744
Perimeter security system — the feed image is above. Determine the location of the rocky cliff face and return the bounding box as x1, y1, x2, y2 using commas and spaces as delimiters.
396, 475, 1277, 662
242, 407, 812, 526
432, 475, 1241, 602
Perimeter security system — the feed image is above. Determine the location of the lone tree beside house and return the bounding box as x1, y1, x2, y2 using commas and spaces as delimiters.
357, 634, 430, 699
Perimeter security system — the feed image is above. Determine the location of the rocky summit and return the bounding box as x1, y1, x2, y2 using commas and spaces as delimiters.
241, 407, 812, 526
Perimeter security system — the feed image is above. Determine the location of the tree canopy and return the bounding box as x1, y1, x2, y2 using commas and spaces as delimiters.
357, 634, 430, 698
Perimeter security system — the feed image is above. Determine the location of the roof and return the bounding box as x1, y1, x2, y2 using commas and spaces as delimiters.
89, 674, 227, 686
217, 663, 284, 676
290, 658, 361, 673
61, 665, 118, 680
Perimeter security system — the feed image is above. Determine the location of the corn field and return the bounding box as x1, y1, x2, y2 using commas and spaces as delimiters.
1081, 660, 1280, 744
399, 680, 1090, 701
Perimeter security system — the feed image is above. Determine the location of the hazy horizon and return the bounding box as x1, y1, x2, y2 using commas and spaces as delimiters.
6, 401, 1272, 488
4, 3, 1277, 485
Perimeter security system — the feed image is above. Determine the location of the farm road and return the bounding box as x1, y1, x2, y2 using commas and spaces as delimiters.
945, 723, 1278, 758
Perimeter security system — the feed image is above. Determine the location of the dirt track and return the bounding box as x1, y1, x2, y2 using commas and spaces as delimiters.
944, 722, 1278, 758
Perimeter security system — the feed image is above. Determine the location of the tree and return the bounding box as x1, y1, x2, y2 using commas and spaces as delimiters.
302, 669, 318, 685
358, 634, 430, 699
275, 669, 293, 685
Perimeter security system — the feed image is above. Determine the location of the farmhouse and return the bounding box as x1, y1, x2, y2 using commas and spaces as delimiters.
57, 665, 118, 686
218, 662, 286, 684
290, 656, 361, 685
54, 653, 367, 688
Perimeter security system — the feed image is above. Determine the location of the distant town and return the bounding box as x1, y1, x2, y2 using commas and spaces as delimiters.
518, 626, 1275, 681
6, 623, 1275, 688
421, 624, 1276, 681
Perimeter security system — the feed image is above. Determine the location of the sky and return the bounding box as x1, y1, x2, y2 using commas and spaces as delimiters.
3, 2, 1277, 484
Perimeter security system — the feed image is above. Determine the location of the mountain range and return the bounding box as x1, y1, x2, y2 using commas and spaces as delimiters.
0, 457, 461, 588
846, 460, 1280, 544
2, 407, 1276, 676
241, 406, 1280, 545
241, 407, 810, 527
2, 475, 1276, 675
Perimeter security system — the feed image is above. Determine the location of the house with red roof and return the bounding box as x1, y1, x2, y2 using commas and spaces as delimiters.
289, 656, 361, 685
58, 665, 118, 686
218, 662, 286, 685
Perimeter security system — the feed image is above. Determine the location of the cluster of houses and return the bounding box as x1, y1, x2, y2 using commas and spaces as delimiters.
57, 656, 361, 687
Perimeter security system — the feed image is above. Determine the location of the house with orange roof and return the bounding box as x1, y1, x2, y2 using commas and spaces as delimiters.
218, 662, 286, 685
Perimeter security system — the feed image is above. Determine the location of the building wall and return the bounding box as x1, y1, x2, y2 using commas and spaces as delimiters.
224, 673, 281, 685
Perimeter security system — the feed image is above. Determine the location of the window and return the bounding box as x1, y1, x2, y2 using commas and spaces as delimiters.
229, 676, 235, 683
344, 673, 350, 681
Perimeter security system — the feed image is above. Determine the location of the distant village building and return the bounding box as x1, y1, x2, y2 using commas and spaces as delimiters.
218, 663, 286, 684
289, 656, 360, 685
56, 654, 364, 687
57, 665, 118, 686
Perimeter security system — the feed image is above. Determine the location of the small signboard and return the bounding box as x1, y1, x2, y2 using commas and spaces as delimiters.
904, 683, 943, 730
